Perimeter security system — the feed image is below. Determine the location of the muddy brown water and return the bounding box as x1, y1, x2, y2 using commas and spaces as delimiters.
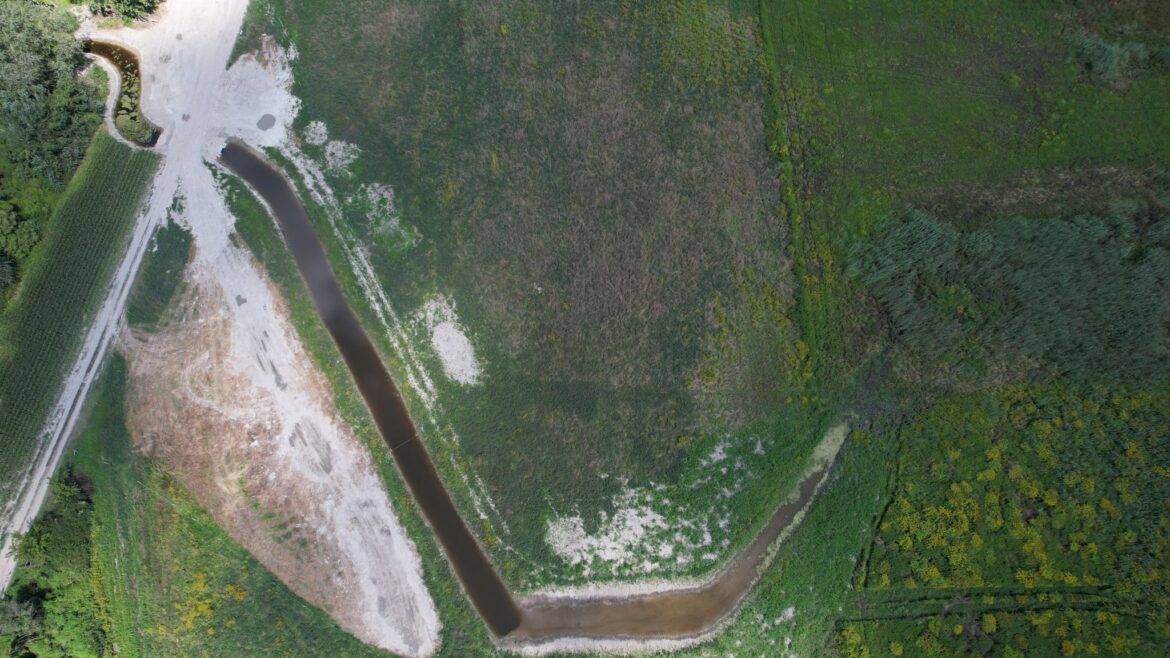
511, 467, 825, 641
84, 40, 162, 147
219, 141, 836, 645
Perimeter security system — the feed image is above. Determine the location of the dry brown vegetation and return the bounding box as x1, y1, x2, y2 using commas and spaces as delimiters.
1061, 0, 1170, 36
462, 37, 779, 389
907, 164, 1169, 227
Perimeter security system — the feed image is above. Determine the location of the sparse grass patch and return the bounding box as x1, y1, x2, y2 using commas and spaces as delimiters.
125, 199, 192, 330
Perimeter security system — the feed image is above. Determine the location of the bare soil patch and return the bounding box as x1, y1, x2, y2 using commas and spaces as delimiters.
122, 259, 437, 656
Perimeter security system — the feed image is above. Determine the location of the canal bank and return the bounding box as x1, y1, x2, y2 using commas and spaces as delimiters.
220, 137, 846, 650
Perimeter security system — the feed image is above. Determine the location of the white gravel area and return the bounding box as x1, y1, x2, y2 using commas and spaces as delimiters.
23, 1, 444, 655
418, 296, 482, 385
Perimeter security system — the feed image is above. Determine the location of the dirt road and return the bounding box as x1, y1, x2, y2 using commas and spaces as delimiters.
0, 32, 164, 596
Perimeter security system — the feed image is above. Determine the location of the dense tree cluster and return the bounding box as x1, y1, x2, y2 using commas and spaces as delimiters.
89, 0, 159, 20
0, 2, 100, 184
850, 201, 1170, 385
0, 1, 102, 300
0, 473, 107, 658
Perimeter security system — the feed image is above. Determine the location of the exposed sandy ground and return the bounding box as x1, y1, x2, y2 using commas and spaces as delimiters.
417, 296, 481, 385
0, 1, 439, 655
123, 257, 438, 656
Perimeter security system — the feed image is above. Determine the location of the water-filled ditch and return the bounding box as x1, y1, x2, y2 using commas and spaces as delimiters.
218, 139, 840, 645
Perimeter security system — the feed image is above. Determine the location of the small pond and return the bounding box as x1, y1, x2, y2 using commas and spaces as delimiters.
84, 40, 162, 147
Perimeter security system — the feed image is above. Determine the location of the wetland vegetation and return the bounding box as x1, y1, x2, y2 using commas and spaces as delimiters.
5, 0, 1170, 655
249, 0, 1170, 653
84, 40, 161, 147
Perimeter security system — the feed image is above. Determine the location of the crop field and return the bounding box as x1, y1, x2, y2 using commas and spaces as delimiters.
0, 132, 157, 502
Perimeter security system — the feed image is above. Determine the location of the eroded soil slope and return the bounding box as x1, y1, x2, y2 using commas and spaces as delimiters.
122, 251, 438, 656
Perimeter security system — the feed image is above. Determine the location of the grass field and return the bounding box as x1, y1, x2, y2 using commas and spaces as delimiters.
222, 0, 1170, 652
252, 0, 832, 588
0, 132, 157, 502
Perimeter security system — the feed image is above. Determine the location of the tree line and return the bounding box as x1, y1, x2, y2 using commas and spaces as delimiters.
0, 471, 106, 658
0, 1, 102, 306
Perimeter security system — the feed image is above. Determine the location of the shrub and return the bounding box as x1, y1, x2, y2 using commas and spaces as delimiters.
90, 0, 159, 20
1073, 33, 1150, 85
0, 255, 13, 293
114, 113, 155, 145
850, 201, 1170, 385
1154, 46, 1170, 70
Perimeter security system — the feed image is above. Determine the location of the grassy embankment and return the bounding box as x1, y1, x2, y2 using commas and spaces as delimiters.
254, 0, 836, 589
0, 133, 157, 501
219, 172, 499, 654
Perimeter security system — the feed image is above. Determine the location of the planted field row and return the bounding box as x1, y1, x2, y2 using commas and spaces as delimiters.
0, 132, 158, 498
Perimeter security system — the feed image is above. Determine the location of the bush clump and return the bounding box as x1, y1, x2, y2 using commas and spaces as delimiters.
1073, 32, 1152, 85
850, 199, 1170, 385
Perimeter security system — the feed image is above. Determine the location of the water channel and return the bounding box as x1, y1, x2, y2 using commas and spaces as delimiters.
218, 140, 839, 645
